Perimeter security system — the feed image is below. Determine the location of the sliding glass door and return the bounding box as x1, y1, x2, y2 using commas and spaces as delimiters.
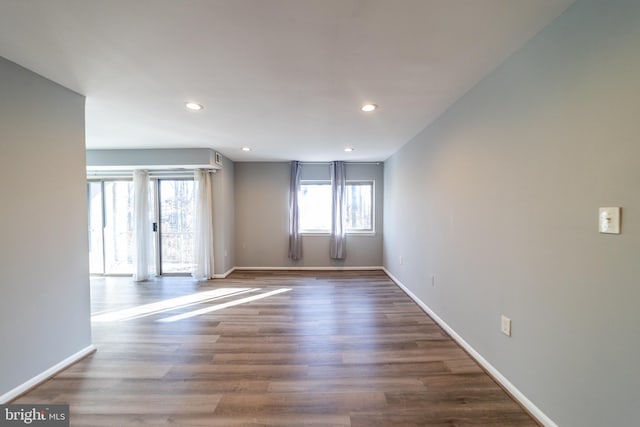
158, 179, 195, 274
103, 181, 135, 274
88, 180, 134, 275
87, 182, 105, 274
87, 178, 194, 276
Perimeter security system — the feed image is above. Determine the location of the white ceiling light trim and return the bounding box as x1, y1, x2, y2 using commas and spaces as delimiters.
185, 102, 203, 111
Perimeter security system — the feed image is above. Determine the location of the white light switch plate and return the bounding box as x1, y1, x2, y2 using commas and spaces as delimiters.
501, 315, 512, 337
599, 207, 621, 234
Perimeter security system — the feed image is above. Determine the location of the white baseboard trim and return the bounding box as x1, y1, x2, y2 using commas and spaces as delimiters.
213, 266, 236, 279
382, 268, 557, 427
233, 266, 385, 271
0, 344, 96, 404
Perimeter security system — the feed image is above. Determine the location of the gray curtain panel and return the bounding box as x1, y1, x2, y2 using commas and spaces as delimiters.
288, 161, 302, 260
330, 161, 347, 259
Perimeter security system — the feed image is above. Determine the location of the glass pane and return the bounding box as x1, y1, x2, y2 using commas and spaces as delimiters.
87, 182, 104, 274
346, 183, 373, 231
299, 183, 331, 232
103, 181, 134, 274
160, 180, 194, 273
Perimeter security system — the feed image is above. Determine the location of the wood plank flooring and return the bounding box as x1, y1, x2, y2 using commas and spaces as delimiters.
12, 271, 538, 426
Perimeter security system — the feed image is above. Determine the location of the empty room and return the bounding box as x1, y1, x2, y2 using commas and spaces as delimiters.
1, 0, 638, 426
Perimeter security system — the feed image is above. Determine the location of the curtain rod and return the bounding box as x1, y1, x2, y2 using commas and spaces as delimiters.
298, 161, 381, 165
86, 169, 217, 180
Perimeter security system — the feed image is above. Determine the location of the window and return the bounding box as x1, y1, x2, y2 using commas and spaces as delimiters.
299, 182, 332, 232
345, 182, 373, 231
299, 180, 374, 233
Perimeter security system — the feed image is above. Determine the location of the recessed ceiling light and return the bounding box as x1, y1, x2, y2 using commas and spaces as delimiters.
242, 147, 251, 152
344, 147, 354, 152
185, 102, 203, 111
361, 103, 377, 112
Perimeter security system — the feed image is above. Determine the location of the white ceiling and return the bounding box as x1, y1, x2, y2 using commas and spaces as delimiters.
0, 0, 574, 162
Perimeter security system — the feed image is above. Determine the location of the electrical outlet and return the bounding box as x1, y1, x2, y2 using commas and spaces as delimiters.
399, 256, 403, 265
431, 275, 436, 287
501, 315, 512, 337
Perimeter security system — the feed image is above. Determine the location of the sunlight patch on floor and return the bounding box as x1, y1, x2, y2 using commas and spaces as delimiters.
91, 288, 252, 322
157, 288, 292, 323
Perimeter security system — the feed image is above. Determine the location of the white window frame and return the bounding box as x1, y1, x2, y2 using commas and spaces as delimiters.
298, 180, 375, 235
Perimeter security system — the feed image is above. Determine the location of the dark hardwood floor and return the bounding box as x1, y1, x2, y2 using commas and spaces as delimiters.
13, 270, 538, 426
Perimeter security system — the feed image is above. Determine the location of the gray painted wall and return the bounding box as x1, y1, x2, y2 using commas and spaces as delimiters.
383, 1, 640, 425
212, 153, 235, 274
0, 58, 92, 396
86, 148, 219, 170
235, 162, 383, 267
